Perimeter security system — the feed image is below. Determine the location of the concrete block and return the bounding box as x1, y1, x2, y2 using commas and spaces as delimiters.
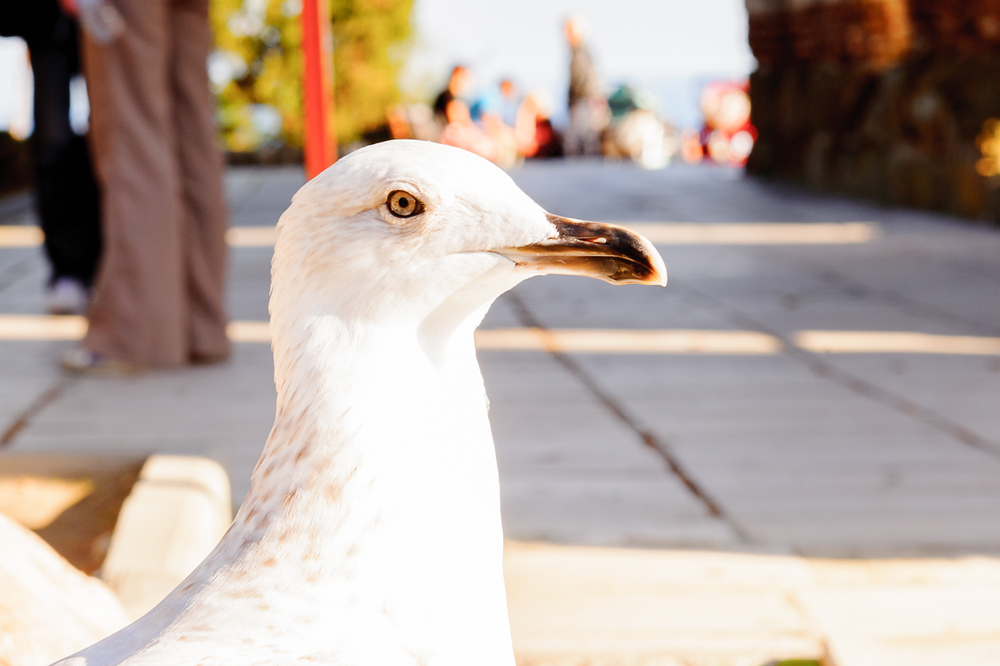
802, 558, 1000, 666
505, 542, 826, 666
100, 455, 232, 619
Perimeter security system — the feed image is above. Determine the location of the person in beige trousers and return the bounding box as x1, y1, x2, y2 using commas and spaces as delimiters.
64, 0, 229, 371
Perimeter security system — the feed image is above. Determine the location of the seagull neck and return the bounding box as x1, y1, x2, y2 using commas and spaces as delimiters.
228, 310, 503, 573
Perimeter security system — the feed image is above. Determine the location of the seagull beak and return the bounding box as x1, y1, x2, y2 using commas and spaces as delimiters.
496, 214, 667, 286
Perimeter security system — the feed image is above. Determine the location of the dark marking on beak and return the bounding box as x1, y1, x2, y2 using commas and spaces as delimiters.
496, 214, 666, 286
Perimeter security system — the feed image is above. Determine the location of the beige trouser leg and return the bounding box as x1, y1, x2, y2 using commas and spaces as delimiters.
171, 0, 229, 361
82, 0, 228, 367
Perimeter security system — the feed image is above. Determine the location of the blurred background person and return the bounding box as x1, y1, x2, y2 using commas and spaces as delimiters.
514, 89, 562, 159
603, 83, 677, 169
563, 15, 608, 157
469, 80, 519, 168
0, 1, 102, 315
62, 0, 230, 372
386, 103, 438, 142
498, 78, 521, 129
439, 97, 498, 163
433, 64, 472, 130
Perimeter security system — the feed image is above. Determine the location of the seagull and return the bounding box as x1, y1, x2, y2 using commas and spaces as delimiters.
55, 140, 665, 666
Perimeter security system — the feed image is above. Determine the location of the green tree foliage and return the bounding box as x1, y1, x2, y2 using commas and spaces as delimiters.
330, 0, 412, 143
209, 0, 412, 151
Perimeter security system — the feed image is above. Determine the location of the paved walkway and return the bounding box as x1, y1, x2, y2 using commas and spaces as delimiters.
2, 161, 1000, 665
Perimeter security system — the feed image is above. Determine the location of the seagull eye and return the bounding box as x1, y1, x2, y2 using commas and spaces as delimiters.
387, 190, 423, 218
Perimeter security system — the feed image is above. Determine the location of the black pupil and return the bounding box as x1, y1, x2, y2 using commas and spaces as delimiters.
398, 197, 410, 209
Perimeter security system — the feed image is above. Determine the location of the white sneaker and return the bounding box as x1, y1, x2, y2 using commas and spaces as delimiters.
60, 347, 141, 375
48, 277, 89, 315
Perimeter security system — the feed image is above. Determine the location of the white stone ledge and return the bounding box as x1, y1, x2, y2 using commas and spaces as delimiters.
100, 455, 232, 619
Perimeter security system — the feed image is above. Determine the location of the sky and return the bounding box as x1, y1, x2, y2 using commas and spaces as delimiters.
405, 0, 756, 126
0, 0, 755, 133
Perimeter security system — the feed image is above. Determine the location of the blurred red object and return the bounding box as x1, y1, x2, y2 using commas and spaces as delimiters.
302, 0, 336, 179
699, 80, 757, 166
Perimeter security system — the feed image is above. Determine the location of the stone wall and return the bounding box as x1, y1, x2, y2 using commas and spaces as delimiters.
745, 0, 1000, 220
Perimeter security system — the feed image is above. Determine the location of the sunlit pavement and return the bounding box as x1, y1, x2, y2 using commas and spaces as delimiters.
3, 160, 1000, 665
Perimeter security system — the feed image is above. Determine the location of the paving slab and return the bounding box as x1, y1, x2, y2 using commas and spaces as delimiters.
505, 541, 824, 666
801, 557, 1000, 666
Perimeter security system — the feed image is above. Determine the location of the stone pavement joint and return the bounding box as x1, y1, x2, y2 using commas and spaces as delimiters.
1, 377, 75, 446
0, 256, 33, 293
506, 292, 753, 545
675, 279, 1000, 462
802, 265, 1000, 338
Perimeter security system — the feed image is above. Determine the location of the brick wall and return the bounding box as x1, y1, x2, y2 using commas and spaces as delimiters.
745, 0, 1000, 220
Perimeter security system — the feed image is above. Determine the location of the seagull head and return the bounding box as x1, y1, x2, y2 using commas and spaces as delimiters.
273, 140, 665, 342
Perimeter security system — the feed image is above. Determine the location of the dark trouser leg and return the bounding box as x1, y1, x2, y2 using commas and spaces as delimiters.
31, 43, 102, 286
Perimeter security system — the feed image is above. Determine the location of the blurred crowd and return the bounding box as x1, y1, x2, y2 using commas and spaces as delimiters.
387, 66, 562, 169
387, 16, 756, 171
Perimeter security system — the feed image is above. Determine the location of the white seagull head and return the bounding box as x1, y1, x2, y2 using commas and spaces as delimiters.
272, 140, 665, 338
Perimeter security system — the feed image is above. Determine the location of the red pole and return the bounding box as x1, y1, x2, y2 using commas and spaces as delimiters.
301, 0, 336, 179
